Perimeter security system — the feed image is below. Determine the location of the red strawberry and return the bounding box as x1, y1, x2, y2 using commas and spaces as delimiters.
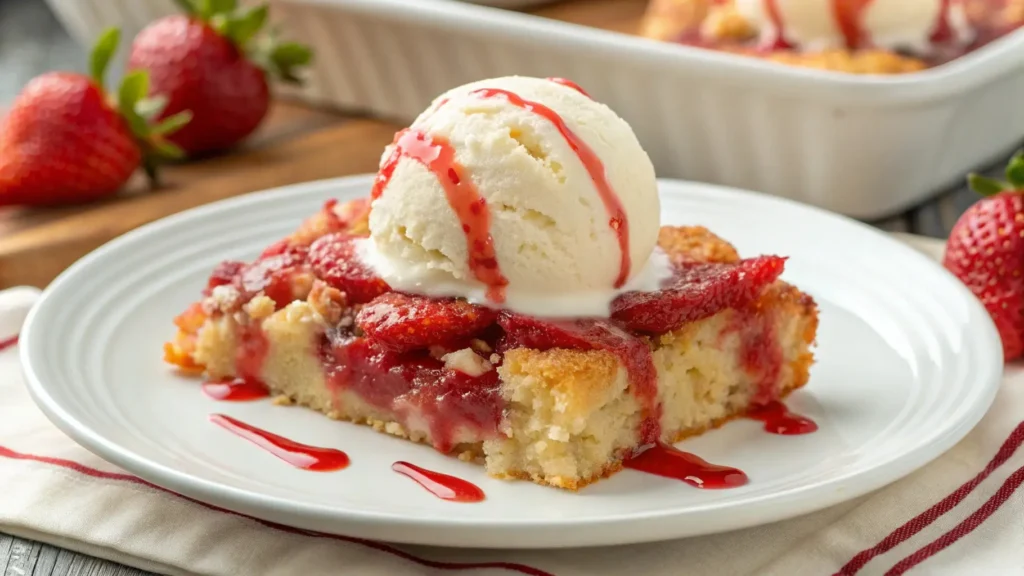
128, 0, 312, 155
236, 243, 310, 307
307, 233, 390, 304
611, 256, 786, 334
0, 29, 189, 206
496, 313, 636, 352
357, 293, 497, 353
205, 260, 246, 294
943, 154, 1024, 361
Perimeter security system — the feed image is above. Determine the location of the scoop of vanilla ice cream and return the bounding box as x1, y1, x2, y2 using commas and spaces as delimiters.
734, 0, 973, 55
366, 76, 662, 316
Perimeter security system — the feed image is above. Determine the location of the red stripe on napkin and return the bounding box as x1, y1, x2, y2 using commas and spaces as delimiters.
0, 335, 18, 351
884, 463, 1024, 576
0, 445, 552, 576
835, 421, 1024, 576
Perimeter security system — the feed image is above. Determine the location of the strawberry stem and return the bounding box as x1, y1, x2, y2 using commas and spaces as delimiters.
171, 0, 198, 16
1006, 150, 1024, 189
113, 69, 191, 185
968, 174, 1008, 197
967, 150, 1024, 197
89, 28, 121, 91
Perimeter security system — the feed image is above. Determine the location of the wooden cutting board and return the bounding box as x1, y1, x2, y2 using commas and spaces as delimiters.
0, 0, 650, 289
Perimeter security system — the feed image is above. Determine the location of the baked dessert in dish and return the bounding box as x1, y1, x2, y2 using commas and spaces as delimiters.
165, 76, 818, 490
641, 0, 1024, 74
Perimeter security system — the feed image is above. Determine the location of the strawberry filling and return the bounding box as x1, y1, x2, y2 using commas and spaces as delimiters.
206, 223, 789, 452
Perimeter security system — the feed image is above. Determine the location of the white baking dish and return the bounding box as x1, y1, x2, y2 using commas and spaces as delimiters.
45, 0, 1024, 219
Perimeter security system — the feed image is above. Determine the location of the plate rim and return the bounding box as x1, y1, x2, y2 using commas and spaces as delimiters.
19, 176, 1004, 548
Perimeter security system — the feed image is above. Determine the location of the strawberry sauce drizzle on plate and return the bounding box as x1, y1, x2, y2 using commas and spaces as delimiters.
371, 129, 509, 303
210, 414, 350, 471
748, 400, 819, 435
201, 378, 270, 401
625, 443, 749, 489
392, 461, 486, 502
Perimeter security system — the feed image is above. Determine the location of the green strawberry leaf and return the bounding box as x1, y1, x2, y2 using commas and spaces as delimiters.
135, 95, 169, 121
227, 5, 269, 47
141, 137, 186, 187
968, 173, 1008, 197
151, 139, 186, 159
142, 157, 160, 184
1005, 150, 1024, 189
171, 0, 199, 15
118, 71, 149, 111
118, 70, 151, 137
198, 0, 237, 20
152, 110, 193, 137
90, 28, 121, 91
269, 42, 313, 84
272, 42, 313, 67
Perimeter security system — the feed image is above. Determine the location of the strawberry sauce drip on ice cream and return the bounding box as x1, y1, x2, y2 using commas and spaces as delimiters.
765, 0, 795, 48
468, 87, 632, 288
930, 0, 955, 43
545, 77, 591, 97
372, 129, 509, 303
832, 0, 873, 49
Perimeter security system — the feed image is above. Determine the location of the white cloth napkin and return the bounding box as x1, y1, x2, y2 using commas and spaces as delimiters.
3, 234, 1023, 576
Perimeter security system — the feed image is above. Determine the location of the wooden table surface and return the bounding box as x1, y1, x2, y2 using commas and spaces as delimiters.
0, 0, 1002, 574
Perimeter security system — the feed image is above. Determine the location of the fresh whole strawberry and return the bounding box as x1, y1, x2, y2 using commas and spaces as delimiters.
0, 29, 190, 206
128, 0, 312, 156
943, 153, 1024, 361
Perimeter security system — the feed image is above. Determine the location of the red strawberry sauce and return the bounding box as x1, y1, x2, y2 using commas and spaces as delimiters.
320, 333, 503, 454
372, 129, 509, 303
202, 377, 270, 401
546, 77, 591, 97
210, 413, 350, 471
392, 461, 486, 502
625, 443, 749, 488
748, 400, 819, 435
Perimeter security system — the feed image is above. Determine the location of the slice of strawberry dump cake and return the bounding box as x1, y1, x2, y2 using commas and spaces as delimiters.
165, 76, 818, 490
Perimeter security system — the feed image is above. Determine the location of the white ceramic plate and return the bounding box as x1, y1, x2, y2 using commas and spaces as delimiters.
21, 177, 1002, 549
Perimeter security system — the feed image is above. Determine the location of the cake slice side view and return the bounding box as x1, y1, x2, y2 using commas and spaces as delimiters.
165, 199, 817, 490
165, 75, 818, 490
